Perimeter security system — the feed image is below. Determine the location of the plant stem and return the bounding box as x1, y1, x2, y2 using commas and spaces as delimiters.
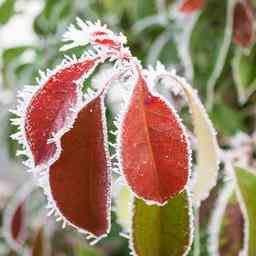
194, 207, 200, 256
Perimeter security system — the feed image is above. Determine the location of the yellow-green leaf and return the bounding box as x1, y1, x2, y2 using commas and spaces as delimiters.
180, 80, 219, 204
131, 190, 193, 256
234, 166, 256, 256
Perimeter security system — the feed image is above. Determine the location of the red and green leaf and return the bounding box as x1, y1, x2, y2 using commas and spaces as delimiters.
131, 190, 193, 256
233, 0, 255, 48
118, 76, 190, 205
45, 92, 111, 239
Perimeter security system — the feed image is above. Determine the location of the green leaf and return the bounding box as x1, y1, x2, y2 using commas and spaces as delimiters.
135, 0, 156, 19
232, 45, 256, 104
210, 100, 246, 136
1, 47, 35, 88
33, 0, 73, 36
131, 190, 193, 256
0, 0, 15, 25
2, 47, 29, 64
190, 0, 232, 103
234, 166, 256, 256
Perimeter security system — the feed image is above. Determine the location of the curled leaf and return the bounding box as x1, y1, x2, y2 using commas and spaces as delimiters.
233, 0, 255, 48
44, 91, 111, 240
179, 0, 205, 13
118, 76, 190, 205
25, 59, 97, 168
11, 57, 98, 170
131, 190, 193, 256
178, 78, 219, 204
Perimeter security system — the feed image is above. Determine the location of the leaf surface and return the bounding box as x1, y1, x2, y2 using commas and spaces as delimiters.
119, 76, 190, 205
48, 93, 111, 237
131, 190, 192, 256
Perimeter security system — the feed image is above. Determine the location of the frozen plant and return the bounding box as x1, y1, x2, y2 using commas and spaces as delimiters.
9, 18, 219, 255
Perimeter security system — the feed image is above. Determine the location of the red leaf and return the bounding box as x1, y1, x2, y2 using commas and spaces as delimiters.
48, 94, 111, 237
25, 58, 97, 168
11, 204, 26, 244
118, 77, 190, 205
3, 181, 36, 251
179, 0, 205, 13
233, 0, 255, 48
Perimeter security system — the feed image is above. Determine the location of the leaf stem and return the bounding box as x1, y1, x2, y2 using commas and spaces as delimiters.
193, 207, 200, 256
